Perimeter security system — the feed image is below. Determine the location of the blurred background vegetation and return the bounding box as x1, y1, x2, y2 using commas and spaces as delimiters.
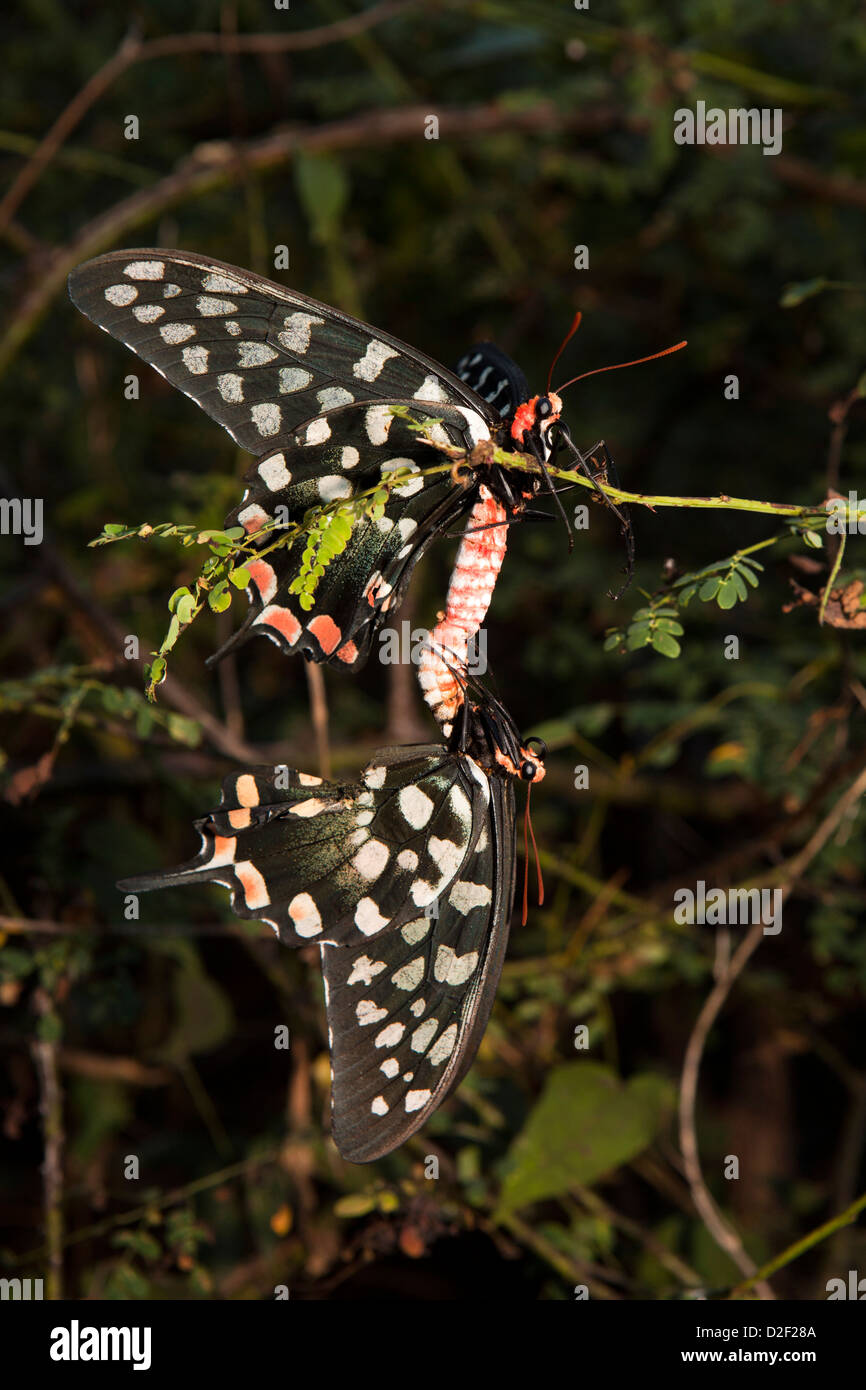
2, 0, 865, 1300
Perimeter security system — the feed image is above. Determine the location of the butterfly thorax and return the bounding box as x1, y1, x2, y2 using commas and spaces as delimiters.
509, 390, 564, 462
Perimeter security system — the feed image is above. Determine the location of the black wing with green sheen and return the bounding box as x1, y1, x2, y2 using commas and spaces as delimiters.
118, 745, 517, 1161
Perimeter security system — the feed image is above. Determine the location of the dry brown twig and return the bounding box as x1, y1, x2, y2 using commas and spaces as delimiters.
678, 760, 866, 1299
0, 1, 417, 233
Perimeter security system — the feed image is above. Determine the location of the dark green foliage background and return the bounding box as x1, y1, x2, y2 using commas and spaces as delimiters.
1, 0, 865, 1300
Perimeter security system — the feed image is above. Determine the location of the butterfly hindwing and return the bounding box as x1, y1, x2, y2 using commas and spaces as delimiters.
323, 771, 516, 1162
118, 745, 484, 949
214, 401, 486, 668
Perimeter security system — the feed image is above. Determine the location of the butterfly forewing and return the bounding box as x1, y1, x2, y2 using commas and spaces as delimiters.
68, 249, 494, 455
323, 773, 516, 1162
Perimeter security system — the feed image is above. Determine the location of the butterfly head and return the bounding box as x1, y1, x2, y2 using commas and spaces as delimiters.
509, 392, 564, 463
459, 693, 546, 784
516, 738, 547, 784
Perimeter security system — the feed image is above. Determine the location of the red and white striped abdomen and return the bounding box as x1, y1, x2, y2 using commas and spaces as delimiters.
418, 486, 508, 736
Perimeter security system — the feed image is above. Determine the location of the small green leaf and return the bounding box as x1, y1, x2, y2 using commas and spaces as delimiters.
780, 277, 828, 308
162, 615, 181, 652
717, 577, 739, 609
229, 567, 250, 589
207, 583, 232, 614
176, 594, 196, 625
148, 656, 167, 686
334, 1193, 377, 1219
699, 577, 721, 601
651, 630, 681, 658
802, 530, 824, 549
168, 586, 192, 613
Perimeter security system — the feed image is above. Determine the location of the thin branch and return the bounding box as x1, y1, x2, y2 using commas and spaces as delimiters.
0, 1, 416, 232
304, 662, 331, 781
730, 1190, 866, 1298
0, 102, 624, 379
32, 1030, 64, 1299
41, 545, 262, 764
678, 757, 866, 1299
11, 1148, 281, 1267
678, 918, 773, 1297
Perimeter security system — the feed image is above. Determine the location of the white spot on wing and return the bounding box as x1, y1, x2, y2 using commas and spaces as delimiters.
434, 944, 479, 985
401, 918, 431, 944
405, 1088, 432, 1113
258, 453, 292, 490
371, 1096, 389, 1116
352, 839, 389, 881
411, 1018, 438, 1053
347, 955, 387, 986
288, 892, 322, 938
365, 404, 393, 445
197, 296, 238, 317
356, 999, 387, 1026
448, 880, 492, 912
305, 417, 331, 446
318, 475, 351, 501
398, 785, 434, 830
159, 323, 195, 344
104, 284, 137, 306
182, 345, 209, 375
278, 312, 325, 353
132, 304, 164, 323
124, 260, 164, 280
202, 272, 248, 294
355, 897, 389, 936
392, 957, 425, 991
428, 1022, 458, 1065
375, 1022, 405, 1048
352, 338, 400, 382
251, 402, 281, 437
218, 372, 244, 402
317, 386, 354, 409
413, 374, 447, 401
364, 765, 387, 789
238, 341, 278, 366
278, 367, 312, 393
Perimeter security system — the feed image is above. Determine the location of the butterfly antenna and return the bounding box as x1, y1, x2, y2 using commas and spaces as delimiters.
547, 308, 582, 394
555, 339, 687, 395
522, 782, 544, 925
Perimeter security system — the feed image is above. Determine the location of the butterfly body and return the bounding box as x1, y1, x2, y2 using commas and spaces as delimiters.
68, 250, 565, 671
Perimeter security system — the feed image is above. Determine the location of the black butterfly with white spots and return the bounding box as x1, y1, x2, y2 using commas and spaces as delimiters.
68, 249, 568, 671
118, 692, 545, 1162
